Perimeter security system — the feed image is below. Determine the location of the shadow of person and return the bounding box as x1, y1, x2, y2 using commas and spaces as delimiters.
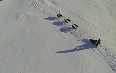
44, 17, 57, 21
53, 21, 65, 26
56, 39, 96, 53
60, 27, 73, 33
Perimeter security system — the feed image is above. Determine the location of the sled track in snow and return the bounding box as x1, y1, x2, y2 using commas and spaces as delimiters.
97, 44, 116, 71
25, 0, 116, 71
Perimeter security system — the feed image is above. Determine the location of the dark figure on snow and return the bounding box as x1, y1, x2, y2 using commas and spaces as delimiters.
64, 19, 71, 23
57, 13, 63, 18
64, 19, 68, 23
89, 39, 101, 47
96, 39, 101, 47
72, 24, 78, 29
66, 19, 71, 22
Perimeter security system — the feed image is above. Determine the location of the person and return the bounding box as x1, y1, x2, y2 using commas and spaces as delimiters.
74, 24, 78, 27
66, 19, 71, 22
57, 14, 63, 18
96, 39, 101, 47
89, 39, 97, 44
72, 24, 78, 29
89, 39, 100, 47
64, 19, 71, 23
64, 19, 68, 23
72, 25, 76, 29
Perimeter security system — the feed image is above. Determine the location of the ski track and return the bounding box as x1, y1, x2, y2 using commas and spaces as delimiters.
25, 0, 116, 71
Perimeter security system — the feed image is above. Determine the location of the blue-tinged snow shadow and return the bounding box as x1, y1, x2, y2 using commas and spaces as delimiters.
53, 21, 65, 26
56, 39, 96, 53
60, 27, 72, 33
53, 21, 73, 33
44, 17, 57, 21
45, 16, 75, 34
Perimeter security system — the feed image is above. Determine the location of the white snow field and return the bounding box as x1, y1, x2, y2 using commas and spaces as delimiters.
0, 0, 116, 73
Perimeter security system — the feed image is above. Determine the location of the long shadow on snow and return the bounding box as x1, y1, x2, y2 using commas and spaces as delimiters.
52, 19, 72, 33
44, 17, 57, 21
45, 17, 72, 33
53, 21, 64, 26
60, 27, 72, 33
45, 17, 116, 71
45, 17, 65, 26
45, 17, 96, 53
56, 39, 96, 53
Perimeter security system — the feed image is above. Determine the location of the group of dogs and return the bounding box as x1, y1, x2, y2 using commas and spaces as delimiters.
57, 13, 78, 29
56, 13, 101, 47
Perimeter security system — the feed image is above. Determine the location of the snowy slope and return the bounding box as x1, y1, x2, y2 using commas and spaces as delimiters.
0, 0, 116, 73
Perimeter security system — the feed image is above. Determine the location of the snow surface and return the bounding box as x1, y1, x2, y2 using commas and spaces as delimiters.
0, 0, 116, 73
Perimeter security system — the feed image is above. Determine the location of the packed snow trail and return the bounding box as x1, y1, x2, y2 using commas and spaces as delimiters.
25, 0, 116, 71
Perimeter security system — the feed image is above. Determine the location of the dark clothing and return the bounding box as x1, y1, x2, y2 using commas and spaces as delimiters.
90, 39, 100, 47
57, 14, 63, 18
72, 25, 76, 29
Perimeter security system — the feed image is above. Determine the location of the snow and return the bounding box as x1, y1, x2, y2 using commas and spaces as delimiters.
0, 0, 116, 73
